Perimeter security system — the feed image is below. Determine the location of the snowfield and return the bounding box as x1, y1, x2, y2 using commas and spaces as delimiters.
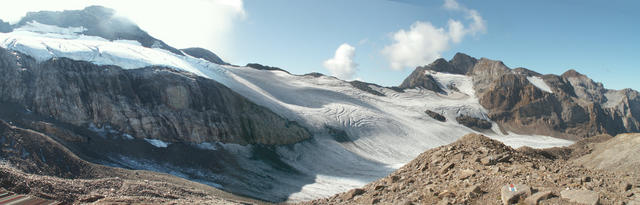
0, 22, 574, 202
527, 76, 554, 93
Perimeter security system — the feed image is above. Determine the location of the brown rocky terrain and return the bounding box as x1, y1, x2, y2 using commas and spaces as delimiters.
307, 133, 640, 205
0, 119, 265, 204
401, 53, 640, 140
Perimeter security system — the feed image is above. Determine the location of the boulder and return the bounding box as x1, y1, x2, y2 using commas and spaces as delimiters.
425, 110, 446, 122
458, 169, 475, 180
466, 185, 483, 197
500, 184, 531, 205
560, 189, 599, 205
342, 188, 365, 201
439, 162, 455, 174
524, 191, 552, 205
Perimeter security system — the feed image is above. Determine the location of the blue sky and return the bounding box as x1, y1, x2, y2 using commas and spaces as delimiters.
223, 0, 639, 91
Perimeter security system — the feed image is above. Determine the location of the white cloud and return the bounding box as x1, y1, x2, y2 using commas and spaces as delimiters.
0, 0, 245, 60
447, 19, 465, 44
382, 21, 450, 70
443, 0, 461, 10
443, 0, 486, 36
383, 0, 486, 70
324, 43, 358, 80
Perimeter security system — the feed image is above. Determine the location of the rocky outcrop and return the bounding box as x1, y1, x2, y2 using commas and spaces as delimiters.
14, 6, 183, 55
560, 190, 600, 205
181, 47, 228, 65
456, 115, 492, 131
245, 63, 291, 74
306, 133, 640, 205
500, 184, 531, 205
0, 47, 310, 145
349, 81, 385, 96
425, 110, 446, 122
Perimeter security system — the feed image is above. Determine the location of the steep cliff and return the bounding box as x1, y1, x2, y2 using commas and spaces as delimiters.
0, 47, 310, 145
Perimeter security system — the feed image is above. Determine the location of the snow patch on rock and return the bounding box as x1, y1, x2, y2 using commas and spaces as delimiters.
526, 76, 553, 93
144, 138, 170, 148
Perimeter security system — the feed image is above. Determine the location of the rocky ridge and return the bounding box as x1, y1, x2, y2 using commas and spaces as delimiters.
308, 133, 640, 205
181, 47, 228, 65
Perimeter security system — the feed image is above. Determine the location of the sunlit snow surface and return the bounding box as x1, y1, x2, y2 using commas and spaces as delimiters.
0, 22, 574, 202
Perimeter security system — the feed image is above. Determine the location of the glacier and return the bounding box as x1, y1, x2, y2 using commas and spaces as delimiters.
0, 22, 574, 202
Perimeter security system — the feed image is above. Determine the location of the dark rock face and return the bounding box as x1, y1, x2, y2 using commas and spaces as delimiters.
14, 6, 183, 55
0, 19, 11, 33
0, 47, 310, 145
245, 63, 290, 74
449, 52, 478, 74
181, 47, 228, 65
303, 72, 325, 78
425, 110, 446, 122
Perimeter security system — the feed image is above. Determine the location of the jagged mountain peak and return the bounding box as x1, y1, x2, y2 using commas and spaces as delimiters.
449, 52, 477, 74
13, 5, 183, 55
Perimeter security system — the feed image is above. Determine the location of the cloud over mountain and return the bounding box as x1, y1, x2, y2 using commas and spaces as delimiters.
383, 0, 486, 70
324, 43, 358, 80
